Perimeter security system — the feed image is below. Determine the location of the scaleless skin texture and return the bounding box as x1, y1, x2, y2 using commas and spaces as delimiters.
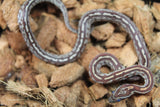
18, 0, 78, 65
85, 9, 153, 102
18, 0, 154, 103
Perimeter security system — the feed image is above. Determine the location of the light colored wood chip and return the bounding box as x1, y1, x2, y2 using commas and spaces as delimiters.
91, 23, 115, 41
89, 83, 108, 100
105, 33, 126, 48
150, 32, 160, 52
20, 66, 37, 88
152, 87, 160, 107
62, 0, 79, 8
32, 55, 57, 78
108, 0, 144, 17
56, 17, 77, 47
133, 6, 155, 45
0, 9, 6, 29
90, 99, 107, 107
35, 74, 48, 87
0, 48, 15, 78
37, 13, 57, 49
15, 55, 25, 68
75, 0, 105, 17
55, 39, 72, 54
0, 93, 24, 107
49, 62, 84, 87
119, 41, 138, 66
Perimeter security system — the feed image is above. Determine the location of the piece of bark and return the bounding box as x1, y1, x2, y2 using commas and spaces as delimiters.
37, 13, 57, 49
107, 41, 137, 66
54, 86, 71, 103
119, 41, 138, 66
0, 35, 8, 51
155, 20, 160, 30
0, 9, 6, 29
54, 86, 78, 107
62, 0, 79, 8
55, 39, 72, 54
93, 0, 111, 3
110, 100, 127, 107
0, 48, 15, 79
49, 62, 85, 88
25, 100, 46, 107
89, 99, 107, 107
152, 87, 160, 107
151, 7, 160, 21
56, 17, 77, 48
5, 31, 26, 53
71, 80, 91, 104
150, 32, 160, 52
91, 23, 115, 41
0, 0, 38, 32
105, 33, 126, 48
133, 6, 155, 46
127, 87, 156, 107
40, 87, 64, 107
108, 0, 144, 17
0, 0, 20, 32
89, 83, 108, 100
14, 55, 25, 68
107, 48, 122, 59
20, 66, 37, 88
152, 2, 160, 20
79, 44, 105, 71
0, 93, 24, 107
32, 55, 57, 78
35, 74, 48, 87
75, 0, 106, 18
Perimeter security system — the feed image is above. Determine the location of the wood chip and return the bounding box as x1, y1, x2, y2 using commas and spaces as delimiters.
150, 32, 160, 52
62, 0, 79, 8
37, 13, 57, 49
20, 66, 37, 88
0, 9, 6, 29
89, 83, 108, 100
105, 33, 126, 48
32, 56, 57, 78
90, 99, 107, 107
0, 48, 15, 79
0, 93, 24, 107
71, 80, 91, 104
14, 55, 25, 68
133, 6, 155, 46
55, 39, 72, 54
56, 17, 77, 47
152, 2, 160, 21
49, 63, 85, 88
152, 87, 160, 107
119, 41, 138, 66
91, 23, 115, 41
127, 87, 156, 107
35, 74, 48, 88
75, 0, 106, 17
5, 31, 26, 53
108, 0, 144, 17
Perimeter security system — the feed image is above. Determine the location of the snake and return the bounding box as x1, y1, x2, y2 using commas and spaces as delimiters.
83, 9, 154, 102
18, 0, 154, 103
18, 0, 78, 65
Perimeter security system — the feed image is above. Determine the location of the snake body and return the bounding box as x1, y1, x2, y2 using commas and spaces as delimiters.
18, 0, 154, 103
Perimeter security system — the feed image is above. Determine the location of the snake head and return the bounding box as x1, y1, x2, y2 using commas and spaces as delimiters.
109, 84, 134, 103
